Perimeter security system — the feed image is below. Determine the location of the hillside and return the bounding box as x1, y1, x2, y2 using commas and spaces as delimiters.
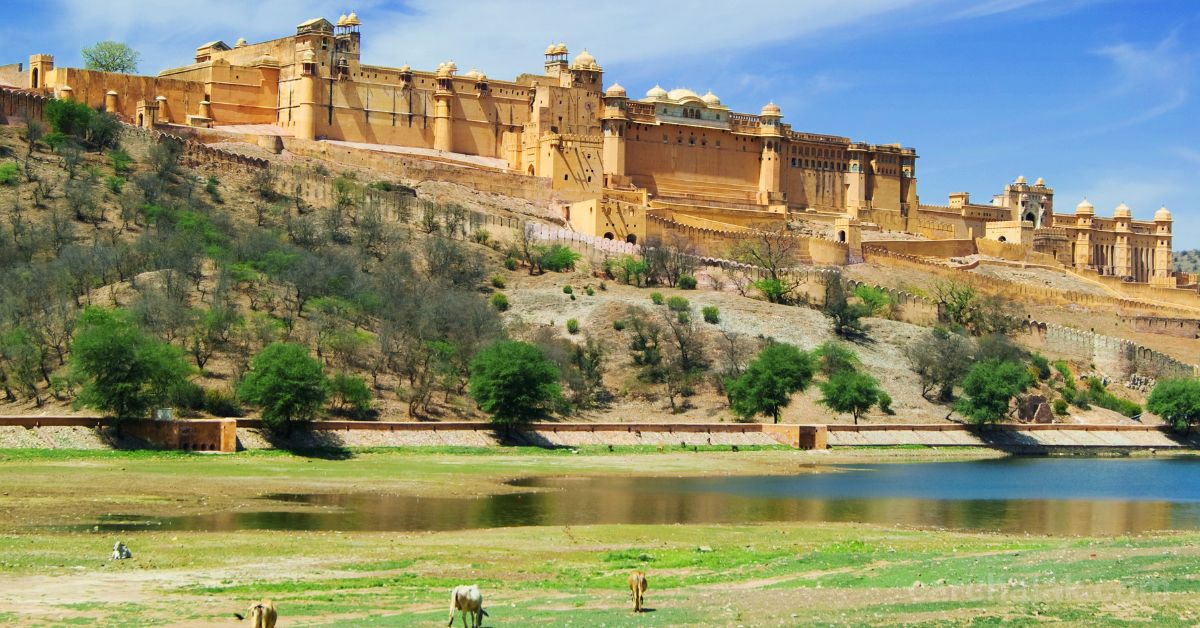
1176, 249, 1200, 274
0, 116, 1175, 428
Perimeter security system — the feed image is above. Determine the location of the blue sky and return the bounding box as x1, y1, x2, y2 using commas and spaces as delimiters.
3, 0, 1197, 245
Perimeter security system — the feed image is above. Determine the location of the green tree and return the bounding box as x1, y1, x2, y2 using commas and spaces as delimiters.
904, 328, 974, 401
82, 41, 140, 73
330, 371, 373, 419
819, 370, 884, 425
469, 340, 562, 425
727, 342, 815, 423
237, 343, 330, 433
823, 272, 871, 339
69, 307, 192, 421
1147, 378, 1200, 433
954, 359, 1033, 424
813, 341, 860, 377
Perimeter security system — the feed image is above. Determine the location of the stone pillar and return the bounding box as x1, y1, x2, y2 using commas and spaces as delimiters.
104, 90, 118, 114
1153, 207, 1173, 286
57, 85, 72, 100
154, 95, 168, 124
433, 90, 453, 153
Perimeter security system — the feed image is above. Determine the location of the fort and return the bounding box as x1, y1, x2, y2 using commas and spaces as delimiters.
0, 12, 1185, 290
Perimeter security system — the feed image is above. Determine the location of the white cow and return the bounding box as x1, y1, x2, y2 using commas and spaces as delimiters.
110, 541, 132, 561
448, 584, 487, 628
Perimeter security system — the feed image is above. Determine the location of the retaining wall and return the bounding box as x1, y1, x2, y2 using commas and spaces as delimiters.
0, 417, 236, 452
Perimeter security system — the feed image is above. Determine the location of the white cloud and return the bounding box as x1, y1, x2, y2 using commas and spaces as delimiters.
1093, 31, 1195, 125
36, 0, 1079, 80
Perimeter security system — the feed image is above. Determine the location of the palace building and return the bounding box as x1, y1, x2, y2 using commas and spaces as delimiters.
3, 13, 1175, 286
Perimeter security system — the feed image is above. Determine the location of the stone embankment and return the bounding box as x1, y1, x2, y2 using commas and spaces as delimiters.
1, 418, 1195, 453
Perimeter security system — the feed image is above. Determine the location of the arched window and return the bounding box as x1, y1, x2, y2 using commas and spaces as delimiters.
838, 230, 846, 243
626, 234, 637, 244
603, 232, 614, 240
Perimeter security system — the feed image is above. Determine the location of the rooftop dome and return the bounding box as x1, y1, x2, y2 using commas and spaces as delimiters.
701, 90, 721, 106
760, 101, 782, 117
1076, 198, 1094, 214
544, 43, 556, 55
435, 62, 452, 78
399, 64, 411, 72
645, 84, 668, 100
345, 12, 361, 26
1155, 206, 1173, 221
235, 38, 247, 48
1015, 175, 1027, 184
336, 14, 348, 26
605, 83, 627, 98
1114, 202, 1131, 218
667, 88, 700, 102
1035, 177, 1045, 186
464, 69, 486, 81
552, 43, 568, 55
572, 49, 599, 70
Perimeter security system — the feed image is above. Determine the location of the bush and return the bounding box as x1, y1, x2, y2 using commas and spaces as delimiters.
877, 390, 895, 415
1052, 398, 1069, 416
1030, 353, 1051, 380
751, 278, 789, 304
650, 292, 664, 305
471, 229, 491, 245
1078, 377, 1142, 417
105, 175, 125, 194
612, 320, 626, 331
853, 284, 895, 318
203, 388, 243, 417
702, 306, 720, 324
108, 149, 133, 174
563, 285, 573, 295
539, 244, 582, 272
503, 257, 518, 271
599, 282, 607, 291
0, 162, 18, 185
330, 372, 372, 418
666, 296, 689, 312
237, 343, 330, 434
678, 275, 698, 290
469, 340, 563, 424
490, 274, 506, 289
585, 286, 595, 296
169, 380, 206, 412
566, 318, 580, 334
490, 293, 509, 312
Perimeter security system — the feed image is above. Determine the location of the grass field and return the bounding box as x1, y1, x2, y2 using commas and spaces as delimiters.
2, 447, 1197, 626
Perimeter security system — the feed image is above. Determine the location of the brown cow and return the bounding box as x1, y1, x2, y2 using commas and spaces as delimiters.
234, 600, 277, 628
628, 570, 648, 612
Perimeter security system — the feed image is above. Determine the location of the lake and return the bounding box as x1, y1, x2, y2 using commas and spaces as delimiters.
78, 457, 1200, 536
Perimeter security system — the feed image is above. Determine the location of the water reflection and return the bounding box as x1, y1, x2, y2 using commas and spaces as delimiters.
72, 458, 1200, 536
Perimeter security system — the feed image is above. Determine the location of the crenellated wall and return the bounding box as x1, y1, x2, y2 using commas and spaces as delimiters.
1024, 319, 1199, 380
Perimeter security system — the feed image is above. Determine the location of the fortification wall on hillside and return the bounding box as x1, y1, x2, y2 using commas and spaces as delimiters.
1024, 320, 1199, 380
282, 137, 561, 204
0, 86, 46, 123
1122, 315, 1200, 338
863, 246, 1200, 318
